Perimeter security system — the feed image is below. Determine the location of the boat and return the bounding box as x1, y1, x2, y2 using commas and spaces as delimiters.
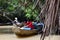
12, 24, 38, 36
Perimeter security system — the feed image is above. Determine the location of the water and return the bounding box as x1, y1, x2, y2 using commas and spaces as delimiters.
0, 34, 60, 40
0, 34, 40, 40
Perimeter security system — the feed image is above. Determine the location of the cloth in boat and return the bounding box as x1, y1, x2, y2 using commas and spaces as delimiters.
37, 22, 44, 26
20, 26, 31, 30
37, 22, 44, 31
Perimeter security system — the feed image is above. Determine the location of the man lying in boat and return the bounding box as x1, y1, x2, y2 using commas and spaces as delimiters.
20, 21, 44, 31
13, 18, 44, 31
13, 18, 34, 30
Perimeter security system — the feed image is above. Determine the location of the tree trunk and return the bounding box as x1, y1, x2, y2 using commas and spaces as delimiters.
40, 0, 60, 40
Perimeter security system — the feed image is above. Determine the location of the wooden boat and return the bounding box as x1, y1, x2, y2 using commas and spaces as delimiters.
12, 24, 38, 36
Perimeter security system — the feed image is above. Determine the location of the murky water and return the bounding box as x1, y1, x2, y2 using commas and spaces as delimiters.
0, 34, 60, 40
0, 34, 40, 40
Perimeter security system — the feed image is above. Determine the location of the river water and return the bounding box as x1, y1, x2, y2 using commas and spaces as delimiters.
0, 34, 60, 40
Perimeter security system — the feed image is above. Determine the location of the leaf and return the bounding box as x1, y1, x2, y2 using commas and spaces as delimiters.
21, 6, 25, 10
35, 17, 39, 21
8, 6, 15, 11
27, 8, 32, 12
25, 13, 31, 18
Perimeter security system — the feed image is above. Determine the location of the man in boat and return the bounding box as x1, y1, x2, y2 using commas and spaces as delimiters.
26, 20, 34, 29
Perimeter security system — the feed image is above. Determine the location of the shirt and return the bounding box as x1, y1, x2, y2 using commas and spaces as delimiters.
26, 21, 34, 29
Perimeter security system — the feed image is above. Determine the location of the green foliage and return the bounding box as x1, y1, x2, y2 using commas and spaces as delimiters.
0, 0, 45, 22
